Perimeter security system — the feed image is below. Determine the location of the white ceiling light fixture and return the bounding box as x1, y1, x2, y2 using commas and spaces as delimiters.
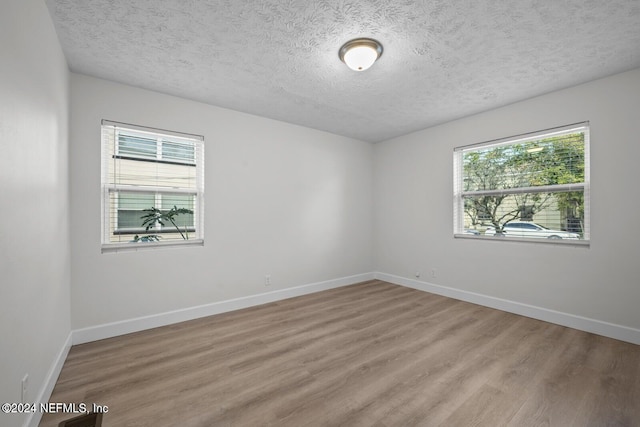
339, 38, 383, 71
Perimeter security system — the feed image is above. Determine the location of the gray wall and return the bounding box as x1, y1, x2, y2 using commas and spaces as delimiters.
374, 68, 640, 330
0, 1, 71, 427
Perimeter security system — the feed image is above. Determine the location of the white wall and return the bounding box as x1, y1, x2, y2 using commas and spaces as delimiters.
0, 1, 71, 426
69, 74, 373, 330
374, 68, 640, 332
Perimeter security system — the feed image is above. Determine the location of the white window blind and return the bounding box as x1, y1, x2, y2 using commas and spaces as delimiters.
453, 122, 590, 243
101, 120, 204, 252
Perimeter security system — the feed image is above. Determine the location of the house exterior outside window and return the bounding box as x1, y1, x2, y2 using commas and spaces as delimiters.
453, 122, 589, 244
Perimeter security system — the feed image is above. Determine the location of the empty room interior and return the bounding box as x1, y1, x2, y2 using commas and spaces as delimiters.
2, 1, 640, 426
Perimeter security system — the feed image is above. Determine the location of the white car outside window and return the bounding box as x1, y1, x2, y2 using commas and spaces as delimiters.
484, 221, 580, 239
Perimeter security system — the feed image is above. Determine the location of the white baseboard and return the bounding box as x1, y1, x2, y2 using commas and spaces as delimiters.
375, 272, 640, 345
72, 271, 640, 346
28, 270, 639, 425
25, 332, 72, 427
72, 272, 375, 345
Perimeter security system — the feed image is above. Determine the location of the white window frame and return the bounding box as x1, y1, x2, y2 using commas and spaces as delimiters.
453, 122, 590, 245
101, 120, 205, 252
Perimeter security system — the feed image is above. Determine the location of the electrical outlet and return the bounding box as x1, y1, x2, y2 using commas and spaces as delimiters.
431, 269, 437, 278
265, 275, 272, 286
21, 374, 28, 404
415, 271, 421, 278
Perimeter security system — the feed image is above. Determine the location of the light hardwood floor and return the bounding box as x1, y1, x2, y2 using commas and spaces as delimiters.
40, 280, 640, 427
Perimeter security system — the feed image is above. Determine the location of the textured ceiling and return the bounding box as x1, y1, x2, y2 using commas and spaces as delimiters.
46, 0, 640, 142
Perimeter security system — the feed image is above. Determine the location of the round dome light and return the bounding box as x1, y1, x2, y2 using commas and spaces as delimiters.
339, 38, 383, 71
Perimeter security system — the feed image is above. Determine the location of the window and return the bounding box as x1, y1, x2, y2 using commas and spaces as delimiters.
453, 122, 589, 243
101, 120, 204, 251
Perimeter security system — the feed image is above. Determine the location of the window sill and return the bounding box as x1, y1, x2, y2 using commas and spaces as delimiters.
101, 239, 204, 254
454, 234, 590, 247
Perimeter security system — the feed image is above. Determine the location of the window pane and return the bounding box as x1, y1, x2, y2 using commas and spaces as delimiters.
162, 140, 195, 163
161, 194, 195, 229
118, 134, 157, 159
119, 192, 155, 210
116, 193, 154, 230
160, 193, 194, 209
463, 132, 585, 192
117, 210, 144, 229
463, 191, 585, 239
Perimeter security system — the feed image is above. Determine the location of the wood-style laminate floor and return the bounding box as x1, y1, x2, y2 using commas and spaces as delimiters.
40, 280, 640, 427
